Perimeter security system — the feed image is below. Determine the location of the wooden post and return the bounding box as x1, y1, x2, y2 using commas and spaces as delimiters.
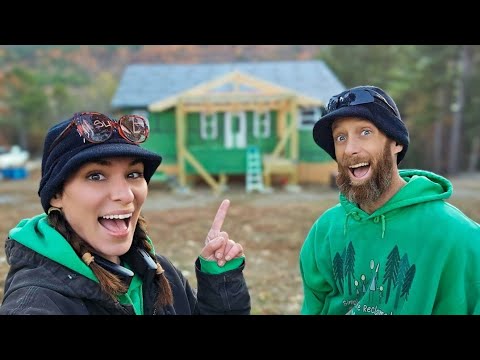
219, 173, 228, 187
277, 105, 286, 146
183, 149, 220, 193
290, 98, 298, 161
176, 100, 187, 187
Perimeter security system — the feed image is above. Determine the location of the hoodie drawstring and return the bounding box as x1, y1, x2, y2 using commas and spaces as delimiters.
380, 215, 386, 239
344, 213, 352, 236
345, 212, 386, 239
373, 215, 386, 239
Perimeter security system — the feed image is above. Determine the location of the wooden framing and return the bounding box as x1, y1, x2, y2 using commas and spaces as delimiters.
149, 70, 323, 192
175, 100, 187, 187
149, 70, 322, 112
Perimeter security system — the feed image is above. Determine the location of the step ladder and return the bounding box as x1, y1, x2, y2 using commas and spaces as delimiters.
246, 146, 265, 193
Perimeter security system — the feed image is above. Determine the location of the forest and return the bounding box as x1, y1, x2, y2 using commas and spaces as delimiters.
1, 45, 479, 175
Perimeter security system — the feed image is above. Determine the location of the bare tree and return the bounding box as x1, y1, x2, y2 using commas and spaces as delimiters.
433, 87, 448, 174
448, 45, 472, 175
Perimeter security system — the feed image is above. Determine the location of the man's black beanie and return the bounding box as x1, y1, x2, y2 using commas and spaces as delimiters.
312, 85, 409, 164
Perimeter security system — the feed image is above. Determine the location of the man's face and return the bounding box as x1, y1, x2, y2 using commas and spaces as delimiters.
332, 117, 398, 205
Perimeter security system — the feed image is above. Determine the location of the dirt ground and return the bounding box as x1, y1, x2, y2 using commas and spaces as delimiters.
1, 167, 479, 314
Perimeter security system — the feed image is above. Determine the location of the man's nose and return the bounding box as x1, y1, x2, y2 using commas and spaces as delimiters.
344, 138, 361, 156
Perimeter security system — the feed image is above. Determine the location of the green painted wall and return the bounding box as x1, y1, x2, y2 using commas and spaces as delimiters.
141, 108, 332, 175
185, 111, 277, 174
143, 109, 177, 165
298, 129, 332, 162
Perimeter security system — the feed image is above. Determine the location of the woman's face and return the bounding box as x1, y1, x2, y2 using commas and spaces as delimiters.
50, 157, 148, 264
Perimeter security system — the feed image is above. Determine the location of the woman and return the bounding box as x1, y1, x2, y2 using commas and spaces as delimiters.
0, 112, 250, 315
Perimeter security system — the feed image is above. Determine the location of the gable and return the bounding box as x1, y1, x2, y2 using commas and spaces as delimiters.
148, 70, 323, 112
111, 60, 345, 111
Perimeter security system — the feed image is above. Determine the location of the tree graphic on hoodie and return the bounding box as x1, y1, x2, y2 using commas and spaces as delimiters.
333, 252, 344, 293
344, 241, 356, 296
394, 254, 410, 310
401, 264, 416, 301
383, 245, 401, 304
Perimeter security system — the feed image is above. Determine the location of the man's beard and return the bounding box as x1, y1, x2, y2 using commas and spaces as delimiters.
336, 142, 394, 206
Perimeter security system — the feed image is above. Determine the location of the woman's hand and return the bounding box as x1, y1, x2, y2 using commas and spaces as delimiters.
200, 199, 244, 266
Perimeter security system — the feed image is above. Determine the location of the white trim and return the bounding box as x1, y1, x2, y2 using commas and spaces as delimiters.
253, 111, 271, 138
298, 106, 322, 129
224, 111, 247, 149
200, 112, 218, 140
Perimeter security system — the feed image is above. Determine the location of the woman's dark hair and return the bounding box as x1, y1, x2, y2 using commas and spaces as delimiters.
47, 211, 173, 307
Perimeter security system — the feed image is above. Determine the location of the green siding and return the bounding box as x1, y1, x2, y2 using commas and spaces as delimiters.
298, 129, 331, 162
186, 149, 247, 175
141, 108, 332, 175
185, 111, 277, 150
143, 110, 177, 165
184, 111, 278, 174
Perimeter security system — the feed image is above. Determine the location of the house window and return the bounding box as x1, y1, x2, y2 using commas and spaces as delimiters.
253, 111, 271, 138
200, 112, 218, 140
298, 107, 323, 129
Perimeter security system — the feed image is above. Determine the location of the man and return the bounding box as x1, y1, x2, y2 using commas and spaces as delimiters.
299, 85, 480, 315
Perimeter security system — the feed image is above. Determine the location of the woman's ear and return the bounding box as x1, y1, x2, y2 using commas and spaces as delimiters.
50, 193, 63, 208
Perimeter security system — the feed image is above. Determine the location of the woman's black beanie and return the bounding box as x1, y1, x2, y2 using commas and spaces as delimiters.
38, 116, 162, 213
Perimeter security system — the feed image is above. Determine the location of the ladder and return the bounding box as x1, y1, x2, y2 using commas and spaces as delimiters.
245, 146, 265, 193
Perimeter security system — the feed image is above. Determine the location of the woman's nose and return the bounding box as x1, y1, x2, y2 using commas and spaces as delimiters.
110, 178, 135, 203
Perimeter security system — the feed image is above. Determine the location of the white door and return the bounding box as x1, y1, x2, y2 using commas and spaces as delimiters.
224, 111, 247, 149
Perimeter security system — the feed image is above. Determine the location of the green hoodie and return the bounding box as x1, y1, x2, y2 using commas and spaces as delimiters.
299, 169, 480, 315
8, 214, 243, 315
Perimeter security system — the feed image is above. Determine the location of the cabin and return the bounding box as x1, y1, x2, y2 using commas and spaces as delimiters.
110, 60, 345, 192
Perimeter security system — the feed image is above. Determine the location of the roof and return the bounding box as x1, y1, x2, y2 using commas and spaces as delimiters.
111, 60, 346, 110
